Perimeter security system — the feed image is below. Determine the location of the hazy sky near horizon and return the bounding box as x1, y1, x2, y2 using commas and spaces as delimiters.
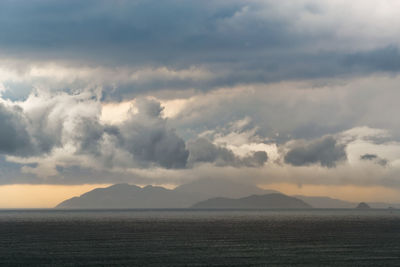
1, 0, 400, 205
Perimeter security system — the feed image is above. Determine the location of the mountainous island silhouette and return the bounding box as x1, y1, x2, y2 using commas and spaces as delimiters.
56, 179, 400, 209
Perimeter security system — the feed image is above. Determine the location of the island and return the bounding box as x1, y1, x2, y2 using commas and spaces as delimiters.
191, 193, 312, 209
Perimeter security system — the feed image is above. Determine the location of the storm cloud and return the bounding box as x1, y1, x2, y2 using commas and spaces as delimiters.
119, 99, 189, 169
2, 1, 400, 100
58, 97, 190, 169
0, 94, 189, 173
360, 153, 388, 166
284, 136, 347, 168
187, 138, 267, 168
0, 103, 33, 156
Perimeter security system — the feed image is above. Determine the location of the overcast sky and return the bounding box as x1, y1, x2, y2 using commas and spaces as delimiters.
1, 0, 400, 205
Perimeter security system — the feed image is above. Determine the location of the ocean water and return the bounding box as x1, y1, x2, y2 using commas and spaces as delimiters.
0, 209, 400, 266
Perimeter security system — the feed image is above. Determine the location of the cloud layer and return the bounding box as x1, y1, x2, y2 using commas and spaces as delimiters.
0, 1, 400, 196
2, 0, 400, 100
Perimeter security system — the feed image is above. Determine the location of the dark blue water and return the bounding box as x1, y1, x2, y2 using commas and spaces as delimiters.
1, 209, 400, 266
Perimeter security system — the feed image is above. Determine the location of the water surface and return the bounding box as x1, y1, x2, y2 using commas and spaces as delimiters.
0, 209, 399, 266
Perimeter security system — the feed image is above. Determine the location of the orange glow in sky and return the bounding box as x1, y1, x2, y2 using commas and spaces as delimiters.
1, 183, 400, 208
0, 184, 111, 208
260, 183, 400, 203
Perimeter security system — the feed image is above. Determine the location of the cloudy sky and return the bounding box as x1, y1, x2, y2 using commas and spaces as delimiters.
1, 0, 400, 207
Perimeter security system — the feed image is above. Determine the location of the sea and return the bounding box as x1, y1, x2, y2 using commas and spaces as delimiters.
0, 209, 400, 266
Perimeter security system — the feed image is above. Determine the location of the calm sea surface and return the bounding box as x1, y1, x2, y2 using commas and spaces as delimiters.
0, 209, 400, 266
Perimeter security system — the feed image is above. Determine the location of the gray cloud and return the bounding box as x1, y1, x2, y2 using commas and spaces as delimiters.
74, 118, 114, 157
0, 1, 295, 66
0, 95, 190, 171
118, 99, 189, 169
1, 1, 400, 100
67, 98, 189, 169
0, 103, 33, 156
360, 153, 388, 166
284, 136, 347, 168
360, 154, 378, 161
242, 151, 269, 168
168, 74, 400, 146
0, 95, 107, 159
0, 94, 271, 174
187, 138, 267, 167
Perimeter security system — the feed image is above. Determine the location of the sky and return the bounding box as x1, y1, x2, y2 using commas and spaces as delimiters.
1, 0, 400, 207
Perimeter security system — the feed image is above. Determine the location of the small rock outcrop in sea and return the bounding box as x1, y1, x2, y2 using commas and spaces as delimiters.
356, 202, 371, 209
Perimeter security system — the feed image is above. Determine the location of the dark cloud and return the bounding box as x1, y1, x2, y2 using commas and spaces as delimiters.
27, 105, 64, 154
0, 97, 101, 158
0, 156, 37, 184
242, 151, 269, 168
360, 154, 378, 161
74, 118, 113, 156
344, 46, 400, 73
119, 99, 189, 169
0, 103, 34, 156
360, 153, 388, 166
0, 96, 269, 172
187, 138, 267, 167
0, 0, 252, 65
0, 95, 190, 170
1, 1, 400, 100
187, 138, 236, 166
284, 136, 347, 168
69, 98, 189, 169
